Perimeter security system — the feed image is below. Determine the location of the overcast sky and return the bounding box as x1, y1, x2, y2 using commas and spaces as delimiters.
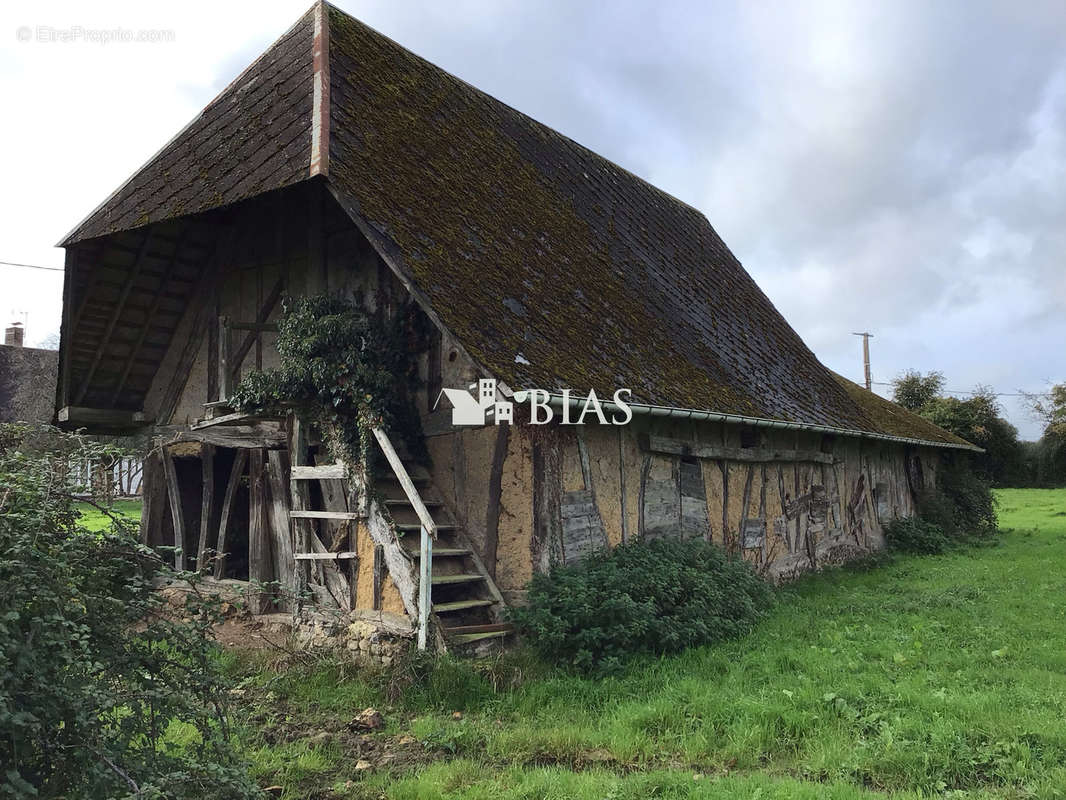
1, 0, 1062, 437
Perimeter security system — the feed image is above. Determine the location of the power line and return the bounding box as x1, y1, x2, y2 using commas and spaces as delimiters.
870, 380, 1050, 398
0, 260, 64, 272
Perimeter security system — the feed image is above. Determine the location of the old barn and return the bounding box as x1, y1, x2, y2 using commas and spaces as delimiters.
55, 3, 976, 651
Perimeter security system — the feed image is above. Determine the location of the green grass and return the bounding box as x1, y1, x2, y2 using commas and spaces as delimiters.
234, 488, 1066, 799
75, 498, 142, 531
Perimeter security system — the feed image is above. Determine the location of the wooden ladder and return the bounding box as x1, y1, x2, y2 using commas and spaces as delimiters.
285, 417, 512, 651
287, 416, 360, 614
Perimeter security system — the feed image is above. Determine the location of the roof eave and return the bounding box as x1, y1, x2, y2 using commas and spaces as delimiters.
542, 391, 983, 452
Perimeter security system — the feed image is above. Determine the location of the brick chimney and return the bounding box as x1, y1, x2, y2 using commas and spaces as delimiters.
4, 322, 24, 347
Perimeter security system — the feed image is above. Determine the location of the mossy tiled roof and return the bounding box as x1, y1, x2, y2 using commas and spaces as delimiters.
60, 2, 971, 449
60, 8, 315, 245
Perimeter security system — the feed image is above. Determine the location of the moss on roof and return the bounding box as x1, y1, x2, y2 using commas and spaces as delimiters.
59, 2, 976, 450
830, 373, 976, 448
325, 7, 893, 437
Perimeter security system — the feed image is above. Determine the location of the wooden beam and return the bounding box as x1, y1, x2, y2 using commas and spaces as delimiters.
638, 433, 835, 465
213, 449, 247, 579
218, 315, 231, 400
266, 450, 296, 604
58, 248, 77, 412
291, 463, 346, 480
248, 449, 270, 614
76, 229, 155, 405
482, 425, 509, 579
139, 450, 165, 546
306, 531, 353, 611
312, 446, 358, 609
160, 447, 185, 570
295, 551, 357, 561
289, 510, 361, 520
110, 224, 195, 405
155, 228, 233, 425
372, 544, 384, 611
57, 406, 148, 427
228, 276, 284, 381
289, 416, 312, 600
196, 444, 216, 573
160, 422, 287, 450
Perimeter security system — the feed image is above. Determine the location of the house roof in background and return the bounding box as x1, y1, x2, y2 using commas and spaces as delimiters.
0, 345, 59, 423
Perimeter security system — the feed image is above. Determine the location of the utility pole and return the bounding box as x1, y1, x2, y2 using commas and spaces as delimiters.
852, 332, 874, 391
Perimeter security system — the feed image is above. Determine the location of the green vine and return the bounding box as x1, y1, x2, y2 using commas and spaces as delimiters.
228, 293, 427, 475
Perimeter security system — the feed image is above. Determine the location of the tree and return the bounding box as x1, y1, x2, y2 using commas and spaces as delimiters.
892, 370, 944, 411
920, 388, 1023, 484
1024, 384, 1066, 486
893, 373, 1024, 486
0, 424, 261, 799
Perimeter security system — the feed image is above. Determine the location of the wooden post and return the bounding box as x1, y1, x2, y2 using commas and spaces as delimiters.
58, 248, 77, 411
372, 544, 384, 611
196, 444, 215, 573
160, 447, 185, 570
266, 450, 296, 608
219, 315, 231, 401
214, 449, 247, 579
139, 450, 164, 546
418, 524, 431, 650
289, 417, 311, 598
248, 449, 270, 614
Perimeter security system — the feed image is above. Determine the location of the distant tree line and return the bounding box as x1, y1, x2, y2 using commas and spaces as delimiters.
892, 371, 1065, 488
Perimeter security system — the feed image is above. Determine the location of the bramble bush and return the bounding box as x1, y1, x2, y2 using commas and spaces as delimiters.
884, 516, 950, 555
0, 424, 260, 799
510, 538, 773, 674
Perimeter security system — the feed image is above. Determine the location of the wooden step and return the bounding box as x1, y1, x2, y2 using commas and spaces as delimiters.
289, 510, 360, 520
291, 463, 346, 480
433, 599, 495, 614
294, 551, 357, 560
379, 472, 430, 487
384, 498, 443, 508
444, 623, 514, 636
408, 547, 471, 558
449, 630, 512, 645
396, 522, 454, 535
191, 411, 262, 429
431, 573, 485, 586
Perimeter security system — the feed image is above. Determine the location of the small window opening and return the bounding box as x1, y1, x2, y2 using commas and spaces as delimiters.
820, 434, 836, 454
740, 427, 759, 449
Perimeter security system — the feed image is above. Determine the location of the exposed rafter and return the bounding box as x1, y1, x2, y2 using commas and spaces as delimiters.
75, 229, 156, 405
107, 223, 201, 405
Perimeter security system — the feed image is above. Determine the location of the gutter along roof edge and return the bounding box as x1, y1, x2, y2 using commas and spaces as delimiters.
542, 392, 984, 453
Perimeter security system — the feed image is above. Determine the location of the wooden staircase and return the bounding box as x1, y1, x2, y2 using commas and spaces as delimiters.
194, 401, 513, 650
371, 431, 513, 649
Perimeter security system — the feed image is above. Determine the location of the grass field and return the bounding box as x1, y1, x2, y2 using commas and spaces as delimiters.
230, 488, 1066, 798
75, 498, 142, 531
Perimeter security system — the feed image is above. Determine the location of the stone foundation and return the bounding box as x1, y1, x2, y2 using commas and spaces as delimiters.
292, 609, 414, 666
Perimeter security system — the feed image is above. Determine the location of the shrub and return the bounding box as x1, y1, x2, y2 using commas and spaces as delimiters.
0, 425, 260, 799
937, 457, 998, 535
916, 457, 998, 542
510, 538, 773, 674
885, 516, 950, 555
